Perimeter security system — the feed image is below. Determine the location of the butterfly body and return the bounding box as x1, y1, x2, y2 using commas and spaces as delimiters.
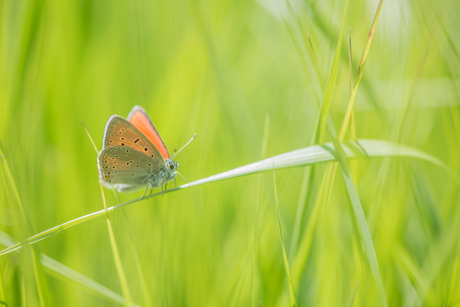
97, 106, 189, 197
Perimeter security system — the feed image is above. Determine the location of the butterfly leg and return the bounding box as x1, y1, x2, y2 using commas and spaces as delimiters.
174, 177, 177, 188
160, 184, 163, 196
164, 182, 168, 192
141, 184, 149, 201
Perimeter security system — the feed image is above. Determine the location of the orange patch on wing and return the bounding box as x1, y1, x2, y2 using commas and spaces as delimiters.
129, 110, 170, 159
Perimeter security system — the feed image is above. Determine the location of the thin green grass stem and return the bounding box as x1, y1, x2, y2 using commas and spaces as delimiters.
0, 140, 455, 257
273, 169, 297, 307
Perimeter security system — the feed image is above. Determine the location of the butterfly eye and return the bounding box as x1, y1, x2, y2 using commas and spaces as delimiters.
169, 163, 174, 170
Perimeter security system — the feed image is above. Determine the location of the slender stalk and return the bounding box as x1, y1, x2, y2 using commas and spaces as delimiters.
273, 169, 297, 307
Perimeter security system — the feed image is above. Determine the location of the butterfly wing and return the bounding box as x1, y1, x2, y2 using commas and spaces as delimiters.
127, 106, 170, 159
98, 146, 162, 192
102, 115, 165, 166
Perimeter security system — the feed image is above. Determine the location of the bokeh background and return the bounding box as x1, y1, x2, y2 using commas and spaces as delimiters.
1, 0, 460, 306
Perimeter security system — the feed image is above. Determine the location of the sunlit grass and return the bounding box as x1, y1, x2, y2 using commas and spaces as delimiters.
1, 0, 460, 306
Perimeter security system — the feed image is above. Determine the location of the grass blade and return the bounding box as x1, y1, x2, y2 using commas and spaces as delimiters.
315, 0, 349, 144
82, 122, 134, 306
331, 133, 387, 305
289, 0, 349, 266
0, 140, 51, 306
272, 169, 297, 307
330, 1, 386, 304
105, 217, 134, 306
294, 0, 388, 304
338, 0, 385, 141
250, 111, 270, 306
0, 139, 455, 257
113, 190, 153, 307
0, 230, 140, 306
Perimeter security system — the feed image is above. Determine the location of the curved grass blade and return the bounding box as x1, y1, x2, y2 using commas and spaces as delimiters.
0, 231, 140, 306
331, 134, 387, 305
0, 139, 456, 257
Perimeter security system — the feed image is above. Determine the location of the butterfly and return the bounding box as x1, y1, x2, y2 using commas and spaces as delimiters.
97, 105, 196, 199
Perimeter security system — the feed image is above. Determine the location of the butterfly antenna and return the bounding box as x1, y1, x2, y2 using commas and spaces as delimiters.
175, 171, 189, 182
172, 133, 197, 159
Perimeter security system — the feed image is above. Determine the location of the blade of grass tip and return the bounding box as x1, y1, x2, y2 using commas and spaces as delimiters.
315, 0, 349, 145
0, 139, 456, 257
299, 31, 322, 82
0, 140, 51, 306
112, 189, 153, 307
81, 122, 134, 306
306, 32, 321, 80
81, 122, 108, 214
273, 169, 297, 307
338, 0, 384, 141
81, 121, 98, 153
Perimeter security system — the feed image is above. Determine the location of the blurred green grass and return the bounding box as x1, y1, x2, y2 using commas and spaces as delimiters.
1, 0, 460, 306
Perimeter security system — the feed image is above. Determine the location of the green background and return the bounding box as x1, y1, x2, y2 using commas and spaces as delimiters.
1, 0, 460, 306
